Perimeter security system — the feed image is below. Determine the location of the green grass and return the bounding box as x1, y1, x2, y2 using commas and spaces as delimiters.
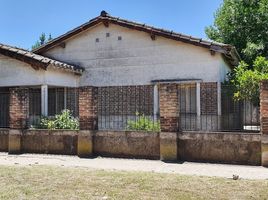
0, 165, 267, 199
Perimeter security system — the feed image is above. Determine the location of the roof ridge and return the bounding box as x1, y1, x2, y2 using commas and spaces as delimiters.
104, 14, 230, 47
32, 11, 239, 66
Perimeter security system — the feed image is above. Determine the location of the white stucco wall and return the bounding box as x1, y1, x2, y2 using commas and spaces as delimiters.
219, 56, 232, 82
44, 23, 232, 86
0, 54, 79, 87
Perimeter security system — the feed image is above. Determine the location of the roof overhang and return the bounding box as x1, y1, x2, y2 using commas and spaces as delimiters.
0, 46, 48, 70
0, 43, 84, 75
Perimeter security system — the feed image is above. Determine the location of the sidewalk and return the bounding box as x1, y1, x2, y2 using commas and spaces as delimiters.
0, 152, 267, 180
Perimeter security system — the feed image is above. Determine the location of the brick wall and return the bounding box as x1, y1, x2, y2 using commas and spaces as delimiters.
159, 83, 179, 132
98, 85, 154, 116
259, 80, 268, 166
200, 82, 218, 115
9, 88, 29, 129
260, 81, 268, 135
79, 87, 98, 130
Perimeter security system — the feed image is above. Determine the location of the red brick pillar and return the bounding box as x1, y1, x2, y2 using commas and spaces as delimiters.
260, 80, 268, 166
9, 88, 29, 129
159, 83, 179, 132
200, 82, 218, 115
79, 87, 98, 130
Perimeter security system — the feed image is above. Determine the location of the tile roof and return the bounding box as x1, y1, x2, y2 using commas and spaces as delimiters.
33, 11, 240, 66
0, 43, 84, 74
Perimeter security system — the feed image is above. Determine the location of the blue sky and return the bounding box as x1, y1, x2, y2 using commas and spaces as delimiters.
1, 0, 222, 50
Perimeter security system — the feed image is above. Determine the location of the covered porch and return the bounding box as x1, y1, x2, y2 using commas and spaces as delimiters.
0, 43, 83, 128
0, 86, 79, 128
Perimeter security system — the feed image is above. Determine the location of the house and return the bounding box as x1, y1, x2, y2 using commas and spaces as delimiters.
0, 11, 242, 131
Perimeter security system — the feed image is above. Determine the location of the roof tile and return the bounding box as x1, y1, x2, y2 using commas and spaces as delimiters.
0, 43, 84, 74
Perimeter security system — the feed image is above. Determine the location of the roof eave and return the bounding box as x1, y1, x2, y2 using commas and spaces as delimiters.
48, 63, 84, 75
0, 47, 49, 70
0, 43, 84, 75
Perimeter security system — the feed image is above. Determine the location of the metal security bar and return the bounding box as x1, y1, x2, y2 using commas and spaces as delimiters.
221, 85, 260, 132
28, 87, 79, 128
48, 88, 64, 116
48, 87, 79, 117
178, 83, 197, 131
66, 88, 79, 117
0, 88, 10, 128
178, 83, 260, 132
28, 88, 42, 127
97, 85, 157, 130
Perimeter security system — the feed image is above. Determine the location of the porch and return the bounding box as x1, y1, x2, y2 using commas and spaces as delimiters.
0, 85, 79, 129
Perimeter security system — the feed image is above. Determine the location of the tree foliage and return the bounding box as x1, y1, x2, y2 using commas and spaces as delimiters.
205, 0, 268, 64
230, 56, 268, 104
31, 33, 53, 50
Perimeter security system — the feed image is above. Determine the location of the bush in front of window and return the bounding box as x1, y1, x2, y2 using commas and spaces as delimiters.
126, 112, 160, 132
38, 109, 79, 130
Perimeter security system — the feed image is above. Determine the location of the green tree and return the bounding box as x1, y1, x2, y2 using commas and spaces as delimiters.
205, 0, 268, 64
47, 33, 53, 42
230, 56, 268, 104
31, 33, 53, 50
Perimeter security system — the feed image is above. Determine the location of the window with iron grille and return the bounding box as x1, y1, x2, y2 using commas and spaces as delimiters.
29, 89, 41, 116
178, 83, 197, 131
0, 88, 10, 128
48, 88, 64, 116
179, 84, 197, 114
66, 88, 79, 117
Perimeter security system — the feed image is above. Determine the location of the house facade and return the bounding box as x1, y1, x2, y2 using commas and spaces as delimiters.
0, 11, 244, 131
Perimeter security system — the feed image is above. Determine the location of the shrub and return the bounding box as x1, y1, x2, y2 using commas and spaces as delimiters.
38, 109, 79, 130
126, 113, 160, 132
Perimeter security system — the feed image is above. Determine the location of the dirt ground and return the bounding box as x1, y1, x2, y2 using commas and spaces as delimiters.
0, 153, 268, 180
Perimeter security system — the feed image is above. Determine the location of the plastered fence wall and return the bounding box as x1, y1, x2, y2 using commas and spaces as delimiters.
179, 132, 261, 165
1, 129, 261, 165
0, 129, 8, 152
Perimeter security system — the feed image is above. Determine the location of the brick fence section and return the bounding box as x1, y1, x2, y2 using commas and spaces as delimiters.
79, 87, 98, 130
260, 80, 268, 166
9, 88, 29, 129
200, 82, 218, 115
159, 83, 179, 132
260, 81, 268, 134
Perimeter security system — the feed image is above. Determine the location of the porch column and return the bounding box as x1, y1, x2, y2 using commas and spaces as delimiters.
159, 83, 179, 132
41, 85, 48, 116
79, 86, 98, 130
153, 84, 159, 121
64, 87, 67, 109
196, 82, 201, 130
158, 83, 179, 161
260, 80, 268, 167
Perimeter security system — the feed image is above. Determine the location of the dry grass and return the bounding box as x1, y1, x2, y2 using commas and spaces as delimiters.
0, 165, 267, 200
